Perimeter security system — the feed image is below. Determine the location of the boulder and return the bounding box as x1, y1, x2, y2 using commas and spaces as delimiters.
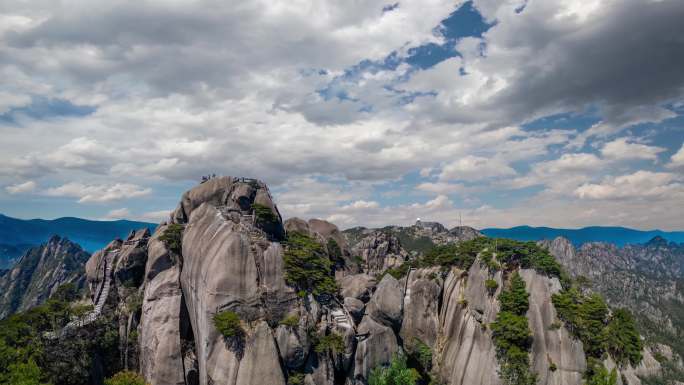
338, 274, 376, 302
366, 275, 403, 329
343, 297, 365, 324
353, 315, 401, 382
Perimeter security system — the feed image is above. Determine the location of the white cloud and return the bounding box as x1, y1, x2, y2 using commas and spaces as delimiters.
105, 207, 131, 219
667, 143, 684, 168
340, 200, 380, 210
5, 180, 36, 194
601, 138, 665, 161
439, 155, 516, 181
574, 171, 681, 200
44, 182, 151, 203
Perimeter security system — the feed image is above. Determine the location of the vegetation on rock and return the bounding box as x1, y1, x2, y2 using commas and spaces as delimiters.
0, 285, 122, 385
485, 278, 499, 295
104, 371, 147, 385
158, 223, 184, 255
552, 287, 643, 366
283, 232, 338, 296
213, 310, 243, 338
313, 331, 345, 354
368, 354, 420, 385
491, 272, 537, 385
252, 203, 278, 224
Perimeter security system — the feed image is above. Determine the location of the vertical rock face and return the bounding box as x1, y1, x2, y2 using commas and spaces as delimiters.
140, 224, 186, 385
0, 236, 90, 317
518, 269, 586, 385
177, 178, 290, 385
433, 262, 502, 385
399, 268, 442, 349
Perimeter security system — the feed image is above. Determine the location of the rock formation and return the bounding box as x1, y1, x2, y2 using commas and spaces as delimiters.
30, 176, 675, 385
0, 235, 90, 318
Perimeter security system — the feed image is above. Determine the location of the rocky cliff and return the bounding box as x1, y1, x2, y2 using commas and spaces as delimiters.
0, 235, 90, 318
22, 177, 677, 385
542, 236, 684, 381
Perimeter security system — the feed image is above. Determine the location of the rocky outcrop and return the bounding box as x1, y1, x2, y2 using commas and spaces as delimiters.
366, 275, 403, 330
399, 267, 442, 349
351, 231, 408, 274
42, 176, 673, 385
140, 224, 186, 385
433, 261, 501, 385
519, 269, 586, 385
177, 179, 291, 385
541, 236, 684, 363
0, 236, 90, 318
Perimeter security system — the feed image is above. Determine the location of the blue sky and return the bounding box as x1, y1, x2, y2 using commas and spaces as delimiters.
0, 0, 683, 230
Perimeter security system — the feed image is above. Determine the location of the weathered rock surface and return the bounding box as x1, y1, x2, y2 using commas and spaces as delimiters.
366, 275, 403, 329
433, 261, 501, 385
351, 231, 408, 274
519, 269, 586, 385
354, 315, 401, 382
0, 236, 90, 317
542, 236, 684, 362
338, 273, 376, 302
140, 225, 186, 385
399, 268, 442, 349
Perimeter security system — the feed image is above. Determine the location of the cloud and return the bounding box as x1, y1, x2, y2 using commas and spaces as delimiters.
667, 143, 684, 168
5, 180, 36, 194
0, 0, 683, 230
601, 138, 666, 161
439, 155, 516, 181
105, 207, 131, 219
44, 182, 151, 203
574, 171, 682, 200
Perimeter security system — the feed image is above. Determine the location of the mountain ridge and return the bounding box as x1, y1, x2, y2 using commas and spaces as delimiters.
481, 225, 684, 246
0, 213, 156, 268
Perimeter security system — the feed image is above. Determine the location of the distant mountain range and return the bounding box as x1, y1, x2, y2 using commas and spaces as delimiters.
480, 225, 684, 246
0, 214, 156, 268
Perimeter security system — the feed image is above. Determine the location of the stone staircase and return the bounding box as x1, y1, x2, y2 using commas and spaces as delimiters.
45, 250, 117, 338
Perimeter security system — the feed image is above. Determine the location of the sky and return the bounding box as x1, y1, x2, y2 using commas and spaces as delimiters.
0, 0, 683, 231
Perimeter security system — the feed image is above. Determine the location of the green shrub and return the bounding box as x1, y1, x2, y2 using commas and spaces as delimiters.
314, 332, 345, 354
485, 279, 499, 295
51, 282, 79, 302
368, 354, 420, 385
284, 232, 338, 296
605, 308, 643, 365
380, 263, 412, 280
287, 372, 305, 385
159, 223, 184, 255
252, 203, 278, 224
549, 362, 557, 372
498, 273, 529, 315
491, 270, 536, 385
279, 315, 299, 328
552, 288, 610, 359
213, 310, 243, 338
104, 371, 147, 385
413, 339, 433, 370
491, 312, 532, 352
585, 360, 617, 385
71, 304, 94, 318
548, 321, 562, 330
